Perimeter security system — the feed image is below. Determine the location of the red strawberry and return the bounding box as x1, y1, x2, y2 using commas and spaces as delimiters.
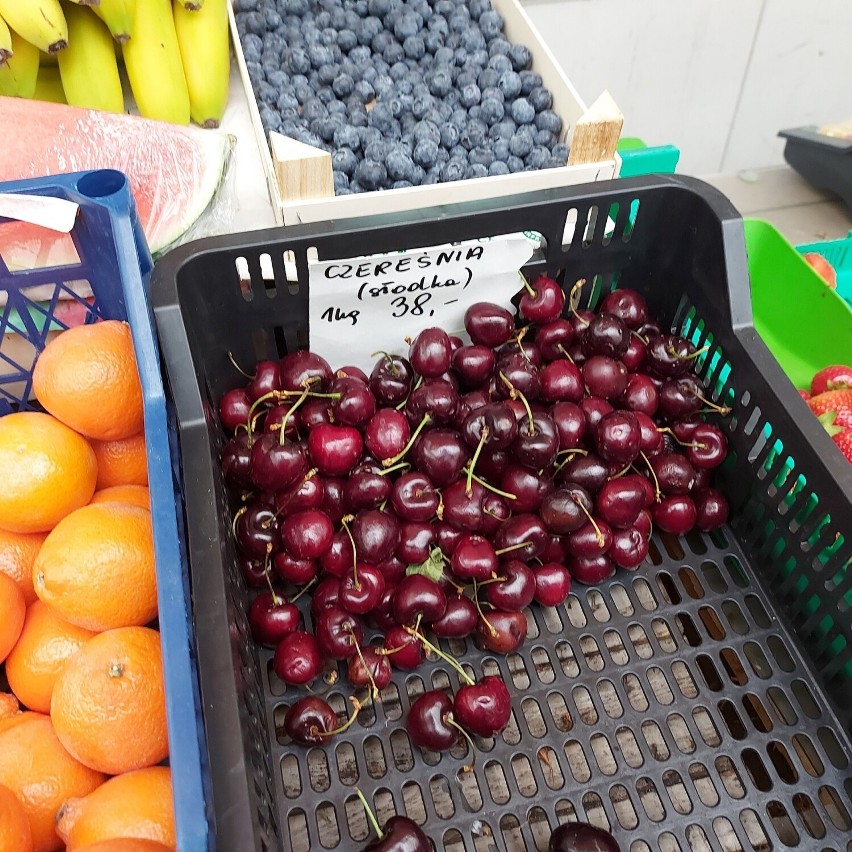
833, 429, 852, 464
807, 389, 852, 418
798, 389, 811, 402
811, 365, 852, 396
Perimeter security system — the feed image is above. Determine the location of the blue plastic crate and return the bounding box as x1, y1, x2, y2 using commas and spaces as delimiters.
0, 170, 209, 851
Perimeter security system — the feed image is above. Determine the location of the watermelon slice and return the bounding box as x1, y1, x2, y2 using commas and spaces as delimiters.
0, 96, 233, 271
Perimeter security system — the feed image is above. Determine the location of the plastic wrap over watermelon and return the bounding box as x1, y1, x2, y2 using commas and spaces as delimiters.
0, 97, 235, 283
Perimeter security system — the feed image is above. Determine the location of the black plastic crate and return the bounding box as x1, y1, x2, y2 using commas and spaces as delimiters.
151, 175, 852, 852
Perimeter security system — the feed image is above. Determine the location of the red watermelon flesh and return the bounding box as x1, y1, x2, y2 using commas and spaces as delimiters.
0, 96, 232, 273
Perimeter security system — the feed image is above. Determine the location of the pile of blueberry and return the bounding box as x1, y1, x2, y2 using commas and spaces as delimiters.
234, 0, 569, 194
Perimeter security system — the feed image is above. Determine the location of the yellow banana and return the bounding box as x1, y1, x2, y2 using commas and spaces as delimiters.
33, 65, 66, 103
0, 29, 39, 98
123, 0, 189, 123
177, 0, 204, 9
174, 0, 228, 128
0, 0, 67, 54
93, 0, 135, 42
0, 14, 11, 66
58, 3, 124, 113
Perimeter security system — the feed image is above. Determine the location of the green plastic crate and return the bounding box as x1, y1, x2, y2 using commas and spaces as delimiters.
617, 137, 680, 177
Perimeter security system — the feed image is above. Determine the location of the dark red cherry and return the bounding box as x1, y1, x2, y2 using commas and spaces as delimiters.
391, 472, 440, 522
337, 365, 369, 382
274, 552, 317, 585
308, 424, 363, 477
451, 534, 497, 581
477, 447, 510, 482
406, 379, 458, 425
493, 354, 541, 401
369, 354, 414, 406
454, 388, 490, 427
377, 556, 407, 585
497, 337, 543, 368
511, 413, 559, 469
383, 625, 425, 670
519, 275, 565, 322
275, 472, 324, 516
432, 594, 478, 638
637, 321, 662, 340
658, 376, 704, 420
571, 309, 595, 336
646, 334, 697, 378
221, 434, 253, 490
548, 821, 621, 852
283, 695, 336, 743
339, 564, 386, 614
493, 513, 549, 561
310, 576, 342, 618
600, 288, 648, 329
280, 350, 333, 392
454, 675, 512, 738
619, 373, 659, 416
622, 334, 647, 372
364, 816, 431, 852
653, 495, 697, 535
500, 463, 553, 513
435, 520, 465, 557
596, 411, 641, 466
686, 424, 728, 469
694, 488, 729, 531
541, 485, 593, 534
281, 510, 334, 559
542, 533, 571, 563
559, 453, 610, 494
582, 313, 629, 359
567, 518, 613, 558
246, 360, 282, 402
409, 327, 452, 378
235, 502, 279, 559
219, 388, 252, 432
580, 396, 614, 434
392, 574, 447, 624
315, 606, 363, 661
299, 398, 333, 431
396, 522, 436, 564
441, 480, 485, 531
570, 553, 616, 585
343, 470, 391, 512
635, 412, 664, 455
364, 408, 410, 462
407, 691, 457, 751
478, 492, 510, 537
462, 402, 518, 451
452, 344, 495, 387
274, 632, 323, 686
535, 318, 575, 360
477, 609, 528, 653
413, 428, 469, 487
610, 526, 649, 569
240, 556, 269, 588
540, 359, 584, 402
672, 418, 701, 442
634, 509, 653, 539
582, 355, 628, 399
330, 376, 376, 427
347, 646, 393, 692
533, 563, 571, 606
250, 433, 308, 492
651, 453, 696, 495
464, 301, 515, 347
367, 586, 398, 631
551, 401, 586, 450
487, 560, 535, 610
352, 509, 399, 564
249, 591, 300, 647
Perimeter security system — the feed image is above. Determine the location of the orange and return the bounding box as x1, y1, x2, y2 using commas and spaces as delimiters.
0, 782, 33, 852
0, 714, 105, 852
56, 767, 175, 851
6, 601, 97, 713
73, 842, 173, 852
0, 412, 97, 534
0, 710, 42, 737
90, 485, 150, 510
32, 320, 144, 442
0, 693, 20, 719
0, 573, 25, 663
50, 626, 168, 775
91, 433, 149, 490
33, 503, 157, 632
0, 528, 46, 605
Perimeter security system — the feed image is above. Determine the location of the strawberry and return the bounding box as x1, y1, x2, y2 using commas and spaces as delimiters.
798, 389, 811, 402
832, 429, 852, 464
807, 389, 852, 418
811, 365, 852, 396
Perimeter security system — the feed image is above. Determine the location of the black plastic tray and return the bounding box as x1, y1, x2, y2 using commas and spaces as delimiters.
151, 175, 852, 852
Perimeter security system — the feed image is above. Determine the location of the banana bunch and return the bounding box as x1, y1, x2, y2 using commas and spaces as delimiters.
0, 0, 229, 128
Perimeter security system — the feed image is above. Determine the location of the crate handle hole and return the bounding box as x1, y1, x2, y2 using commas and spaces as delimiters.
76, 169, 126, 199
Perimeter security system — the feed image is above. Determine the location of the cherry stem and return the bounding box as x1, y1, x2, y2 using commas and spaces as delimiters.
279, 385, 311, 445
656, 426, 691, 447
395, 376, 423, 411
314, 696, 364, 739
575, 499, 605, 546
568, 278, 587, 318
466, 426, 489, 496
273, 468, 318, 520
340, 515, 359, 589
556, 343, 575, 363
378, 461, 411, 477
347, 627, 380, 699
553, 451, 585, 476
519, 271, 536, 297
461, 467, 517, 500
688, 388, 730, 415
495, 541, 529, 556
443, 714, 477, 772
262, 546, 282, 605
231, 505, 247, 542
288, 576, 318, 605
471, 585, 498, 637
630, 329, 648, 344
405, 626, 475, 686
354, 788, 384, 841
668, 344, 710, 361
498, 372, 535, 435
227, 351, 255, 379
639, 451, 662, 502
371, 350, 399, 376
382, 413, 432, 466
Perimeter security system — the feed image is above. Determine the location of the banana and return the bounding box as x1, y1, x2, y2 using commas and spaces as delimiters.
173, 0, 228, 128
0, 29, 39, 98
92, 0, 135, 42
177, 0, 204, 9
58, 3, 124, 113
0, 0, 68, 54
33, 65, 66, 103
0, 14, 11, 66
122, 0, 189, 123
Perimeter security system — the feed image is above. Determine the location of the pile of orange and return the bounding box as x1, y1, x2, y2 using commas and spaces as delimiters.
0, 321, 175, 852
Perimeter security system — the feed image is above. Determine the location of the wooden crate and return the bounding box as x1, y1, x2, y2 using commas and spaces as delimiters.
229, 0, 623, 226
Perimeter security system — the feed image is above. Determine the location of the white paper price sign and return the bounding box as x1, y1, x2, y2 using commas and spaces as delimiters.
308, 234, 535, 371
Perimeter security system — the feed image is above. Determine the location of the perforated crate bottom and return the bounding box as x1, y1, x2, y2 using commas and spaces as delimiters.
250, 524, 852, 852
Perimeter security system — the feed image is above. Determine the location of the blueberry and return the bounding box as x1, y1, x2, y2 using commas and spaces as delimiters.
330, 72, 354, 97
492, 138, 510, 161
433, 45, 454, 66
503, 155, 522, 173
256, 81, 277, 104
488, 161, 510, 176
470, 48, 490, 69
434, 0, 453, 15
426, 67, 452, 97
317, 86, 337, 105
368, 0, 391, 15
509, 130, 534, 158
321, 26, 338, 45
534, 109, 562, 134
468, 0, 490, 18
355, 159, 387, 191
527, 85, 553, 113
468, 146, 494, 167
331, 8, 347, 27
479, 97, 504, 126
399, 35, 423, 61
242, 11, 266, 34
488, 53, 512, 74
387, 149, 416, 181
422, 173, 440, 185
334, 125, 361, 151
413, 120, 440, 144
450, 108, 467, 129
489, 37, 510, 57
551, 142, 570, 161
294, 127, 324, 149
498, 69, 522, 99
441, 160, 466, 182
391, 180, 413, 189
536, 129, 557, 148
371, 30, 393, 53
420, 30, 442, 54
374, 75, 395, 99
462, 28, 485, 52
477, 67, 500, 90
365, 140, 387, 161
288, 47, 311, 75
448, 12, 469, 34
460, 82, 481, 108
259, 105, 282, 132
246, 61, 265, 88
333, 171, 350, 193
434, 101, 453, 121
354, 0, 369, 17
234, 0, 258, 10
359, 125, 384, 149
453, 46, 468, 66
318, 64, 338, 86
526, 146, 549, 169
349, 45, 372, 65
275, 90, 299, 112
394, 11, 421, 39
478, 9, 503, 39
508, 43, 531, 71
413, 139, 439, 168
354, 79, 375, 103
464, 163, 488, 179
460, 120, 487, 150
312, 45, 334, 68
456, 70, 476, 89
468, 104, 482, 120
439, 123, 460, 149
389, 60, 408, 81
444, 88, 460, 106
511, 97, 535, 124
315, 10, 331, 28
412, 94, 435, 120
242, 31, 263, 57
519, 70, 542, 95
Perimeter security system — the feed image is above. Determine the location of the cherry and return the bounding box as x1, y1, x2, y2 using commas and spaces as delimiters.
478, 609, 528, 653
512, 413, 559, 469
409, 327, 452, 377
519, 275, 565, 322
622, 334, 647, 372
283, 696, 337, 744
651, 453, 696, 495
551, 401, 586, 450
344, 470, 392, 511
274, 552, 317, 585
635, 412, 664, 455
432, 594, 478, 638
281, 510, 334, 559
533, 563, 571, 606
435, 520, 465, 557
477, 446, 510, 482
633, 509, 653, 539
330, 376, 376, 427
500, 463, 553, 513
275, 472, 325, 515
250, 433, 308, 492
308, 424, 363, 476
567, 518, 613, 558
542, 533, 571, 563
653, 495, 697, 535
571, 553, 616, 585
610, 527, 649, 569
368, 586, 398, 631
222, 434, 253, 490
377, 557, 407, 585
594, 476, 647, 528
487, 560, 536, 610
478, 492, 511, 536
392, 575, 447, 624
353, 509, 400, 564
383, 625, 425, 670
240, 556, 269, 588
582, 313, 629, 359
638, 320, 662, 340
274, 631, 323, 686
337, 365, 369, 382
365, 408, 410, 461
540, 360, 584, 402
619, 373, 659, 416
596, 411, 640, 465
347, 646, 393, 692
454, 675, 512, 738
452, 344, 495, 387
494, 513, 549, 561
407, 691, 457, 751
219, 388, 251, 432
548, 821, 621, 852
392, 472, 439, 522
406, 379, 458, 425
413, 429, 469, 487
464, 301, 515, 347
535, 318, 575, 360
540, 485, 593, 534
280, 350, 333, 392
364, 815, 431, 852
580, 396, 614, 434
321, 475, 351, 524
559, 454, 610, 494
441, 480, 485, 531
493, 355, 541, 401
694, 488, 729, 531
686, 423, 727, 469
582, 355, 628, 399
462, 402, 518, 451
454, 388, 490, 426
646, 334, 698, 378
249, 591, 300, 647
658, 376, 704, 420
246, 360, 282, 401
299, 398, 334, 431
600, 288, 648, 330
315, 605, 363, 660
339, 564, 386, 614
451, 534, 497, 581
571, 308, 595, 336
498, 337, 543, 367
310, 576, 342, 618
235, 502, 279, 559
320, 530, 355, 577
369, 354, 414, 405
396, 521, 436, 564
